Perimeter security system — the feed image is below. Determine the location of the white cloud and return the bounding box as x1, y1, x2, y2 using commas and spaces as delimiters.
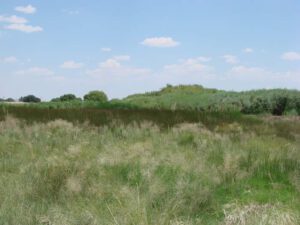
96, 56, 131, 69
164, 57, 212, 75
0, 14, 42, 33
243, 48, 254, 53
16, 67, 54, 76
113, 55, 131, 61
281, 52, 300, 61
196, 56, 211, 62
141, 37, 179, 48
101, 47, 112, 52
99, 59, 121, 69
15, 5, 36, 14
61, 61, 84, 69
226, 65, 300, 90
149, 58, 217, 89
4, 23, 43, 33
231, 65, 265, 74
88, 57, 150, 77
0, 15, 27, 24
87, 56, 217, 98
2, 56, 18, 63
223, 55, 239, 64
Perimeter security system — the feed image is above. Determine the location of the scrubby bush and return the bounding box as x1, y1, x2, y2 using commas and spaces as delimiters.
84, 90, 108, 102
51, 94, 81, 102
241, 97, 270, 114
271, 96, 288, 116
19, 95, 41, 103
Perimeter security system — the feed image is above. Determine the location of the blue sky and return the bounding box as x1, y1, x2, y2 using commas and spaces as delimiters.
0, 0, 300, 100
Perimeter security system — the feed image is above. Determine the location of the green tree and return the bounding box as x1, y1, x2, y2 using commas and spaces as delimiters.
84, 91, 108, 102
59, 94, 78, 102
50, 94, 82, 102
19, 95, 41, 103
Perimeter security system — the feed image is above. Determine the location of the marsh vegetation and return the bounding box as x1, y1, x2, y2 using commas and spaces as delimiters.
0, 113, 299, 224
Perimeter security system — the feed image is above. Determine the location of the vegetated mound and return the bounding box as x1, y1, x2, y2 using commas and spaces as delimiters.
123, 84, 300, 115
125, 84, 218, 99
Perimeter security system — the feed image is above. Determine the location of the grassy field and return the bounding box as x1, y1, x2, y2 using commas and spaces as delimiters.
0, 110, 299, 224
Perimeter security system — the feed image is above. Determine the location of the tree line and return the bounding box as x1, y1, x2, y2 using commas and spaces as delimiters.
0, 90, 108, 103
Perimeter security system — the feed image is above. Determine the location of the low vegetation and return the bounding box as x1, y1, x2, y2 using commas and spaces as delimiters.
2, 85, 299, 115
0, 114, 299, 224
124, 85, 300, 115
0, 84, 299, 224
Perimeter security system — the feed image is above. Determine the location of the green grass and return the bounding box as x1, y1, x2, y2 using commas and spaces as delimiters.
123, 85, 300, 114
0, 115, 299, 224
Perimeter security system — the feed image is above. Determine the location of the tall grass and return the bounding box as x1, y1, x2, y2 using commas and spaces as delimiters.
0, 105, 259, 130
0, 116, 299, 224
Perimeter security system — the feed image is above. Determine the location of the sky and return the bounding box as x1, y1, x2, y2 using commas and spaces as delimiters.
0, 0, 300, 100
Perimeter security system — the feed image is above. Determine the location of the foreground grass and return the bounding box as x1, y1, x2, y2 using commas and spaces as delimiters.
0, 117, 299, 224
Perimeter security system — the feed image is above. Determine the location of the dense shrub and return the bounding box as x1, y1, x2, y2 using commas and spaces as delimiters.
51, 94, 81, 102
241, 97, 270, 114
271, 96, 288, 116
19, 95, 41, 103
84, 90, 108, 102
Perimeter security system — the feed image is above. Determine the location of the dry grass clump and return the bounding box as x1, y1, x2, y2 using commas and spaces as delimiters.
0, 115, 20, 129
289, 171, 300, 192
223, 203, 299, 225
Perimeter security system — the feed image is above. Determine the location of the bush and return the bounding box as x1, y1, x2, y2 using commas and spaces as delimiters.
271, 96, 288, 116
19, 95, 41, 103
292, 97, 300, 115
59, 94, 78, 102
51, 94, 81, 102
84, 90, 108, 102
241, 97, 270, 114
